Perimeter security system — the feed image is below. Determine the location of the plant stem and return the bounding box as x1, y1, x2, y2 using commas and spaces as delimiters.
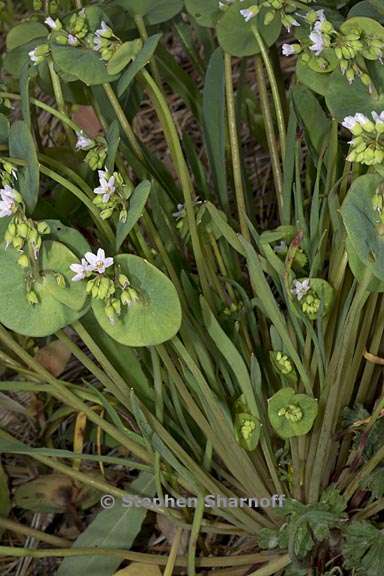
47, 59, 74, 145
254, 57, 283, 217
0, 517, 71, 548
251, 27, 286, 158
247, 554, 291, 575
224, 53, 250, 241
134, 15, 163, 88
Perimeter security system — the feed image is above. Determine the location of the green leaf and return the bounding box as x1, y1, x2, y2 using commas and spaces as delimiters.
9, 120, 39, 214
325, 68, 384, 120
346, 237, 384, 292
116, 181, 151, 251
203, 48, 228, 209
296, 58, 331, 96
341, 174, 384, 281
268, 387, 318, 439
343, 521, 384, 576
217, 2, 282, 57
113, 0, 183, 24
14, 474, 74, 513
45, 220, 90, 257
185, 0, 222, 27
6, 21, 47, 51
92, 254, 182, 346
0, 241, 89, 337
340, 17, 384, 52
50, 45, 119, 86
3, 39, 43, 78
205, 202, 246, 255
107, 40, 143, 75
348, 1, 384, 21
117, 34, 162, 97
0, 114, 9, 144
0, 463, 11, 530
292, 85, 330, 155
106, 120, 121, 172
57, 472, 155, 576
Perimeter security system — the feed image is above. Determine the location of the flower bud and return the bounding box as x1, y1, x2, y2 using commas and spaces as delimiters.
26, 290, 39, 305
55, 273, 66, 288
97, 277, 111, 300
37, 221, 50, 235
17, 254, 29, 268
118, 274, 129, 288
111, 298, 121, 315
119, 209, 128, 223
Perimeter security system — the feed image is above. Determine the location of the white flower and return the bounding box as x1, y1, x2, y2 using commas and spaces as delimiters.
342, 115, 358, 130
0, 186, 17, 218
282, 44, 296, 57
70, 258, 91, 282
84, 248, 114, 274
0, 200, 13, 218
45, 17, 58, 30
28, 49, 38, 63
93, 36, 103, 51
75, 131, 94, 151
68, 34, 79, 46
0, 185, 17, 202
240, 8, 257, 23
309, 29, 324, 55
355, 113, 369, 125
172, 203, 185, 219
95, 21, 111, 38
315, 9, 326, 22
94, 170, 116, 203
372, 111, 384, 123
291, 279, 311, 301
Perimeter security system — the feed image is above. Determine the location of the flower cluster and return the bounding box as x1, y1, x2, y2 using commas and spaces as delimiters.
282, 10, 384, 91
291, 278, 321, 318
278, 404, 303, 422
70, 249, 140, 324
273, 351, 294, 375
75, 131, 107, 171
239, 0, 313, 30
92, 169, 132, 222
342, 111, 384, 165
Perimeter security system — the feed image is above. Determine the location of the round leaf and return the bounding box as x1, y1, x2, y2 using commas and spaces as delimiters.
92, 255, 182, 346
185, 0, 222, 27
217, 2, 282, 57
346, 237, 384, 292
0, 241, 89, 336
45, 220, 90, 257
6, 22, 48, 51
268, 387, 318, 439
50, 45, 119, 86
341, 173, 384, 281
113, 0, 183, 25
296, 59, 332, 96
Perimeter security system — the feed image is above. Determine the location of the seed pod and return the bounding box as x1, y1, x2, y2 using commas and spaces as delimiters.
17, 254, 29, 268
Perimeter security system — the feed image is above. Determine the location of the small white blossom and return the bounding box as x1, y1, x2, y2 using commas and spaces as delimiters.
291, 279, 311, 301
45, 17, 58, 30
282, 44, 296, 57
70, 258, 91, 282
372, 111, 384, 123
342, 115, 358, 130
309, 29, 324, 55
28, 49, 39, 63
93, 36, 103, 51
75, 131, 94, 151
0, 186, 17, 218
240, 8, 257, 23
315, 9, 326, 22
94, 170, 116, 203
172, 203, 185, 220
0, 185, 17, 202
84, 248, 114, 274
354, 113, 369, 125
68, 34, 79, 46
95, 21, 111, 38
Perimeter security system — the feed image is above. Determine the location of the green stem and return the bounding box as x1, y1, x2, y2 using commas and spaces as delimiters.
48, 59, 74, 145
103, 83, 144, 161
224, 53, 250, 241
251, 27, 286, 158
248, 554, 291, 576
254, 57, 283, 217
0, 517, 71, 548
134, 15, 163, 88
140, 70, 211, 299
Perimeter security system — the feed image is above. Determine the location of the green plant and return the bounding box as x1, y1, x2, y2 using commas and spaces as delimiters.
1, 1, 384, 575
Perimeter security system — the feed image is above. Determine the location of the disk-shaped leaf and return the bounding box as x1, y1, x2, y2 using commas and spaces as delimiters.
325, 68, 384, 120
113, 0, 183, 24
116, 181, 151, 251
117, 34, 162, 97
45, 220, 90, 257
92, 255, 181, 346
0, 241, 89, 336
341, 173, 384, 280
3, 39, 42, 77
348, 1, 384, 21
14, 474, 73, 513
340, 17, 384, 57
217, 2, 282, 57
50, 45, 119, 86
9, 120, 39, 214
185, 0, 222, 27
346, 237, 384, 292
268, 387, 318, 439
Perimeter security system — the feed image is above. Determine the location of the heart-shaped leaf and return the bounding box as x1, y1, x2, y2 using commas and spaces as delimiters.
346, 237, 384, 292
113, 0, 183, 25
50, 45, 119, 86
185, 0, 222, 27
6, 21, 48, 51
107, 40, 143, 75
92, 254, 181, 346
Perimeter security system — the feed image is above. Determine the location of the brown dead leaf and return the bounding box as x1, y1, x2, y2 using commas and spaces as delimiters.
156, 513, 188, 554
72, 105, 103, 138
35, 340, 71, 377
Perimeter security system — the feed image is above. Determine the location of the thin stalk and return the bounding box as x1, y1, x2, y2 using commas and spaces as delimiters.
0, 547, 279, 568
254, 57, 283, 217
0, 517, 71, 548
224, 53, 250, 241
139, 70, 211, 299
248, 554, 291, 576
164, 528, 184, 576
251, 27, 286, 158
134, 15, 163, 88
47, 59, 74, 145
